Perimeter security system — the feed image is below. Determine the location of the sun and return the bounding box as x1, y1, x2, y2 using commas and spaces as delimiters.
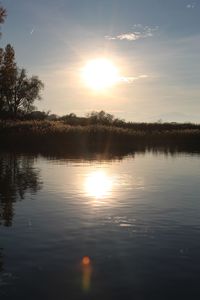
81, 58, 119, 91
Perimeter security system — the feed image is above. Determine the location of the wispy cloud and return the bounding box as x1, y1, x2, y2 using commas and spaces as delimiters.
30, 27, 35, 35
105, 25, 158, 41
119, 74, 149, 83
186, 3, 196, 8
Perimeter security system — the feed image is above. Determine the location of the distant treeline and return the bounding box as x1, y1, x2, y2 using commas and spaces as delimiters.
7, 110, 200, 131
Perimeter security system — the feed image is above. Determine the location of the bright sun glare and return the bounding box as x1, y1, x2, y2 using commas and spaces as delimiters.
82, 58, 119, 91
85, 170, 113, 199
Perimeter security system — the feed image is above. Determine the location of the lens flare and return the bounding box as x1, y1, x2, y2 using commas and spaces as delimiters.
81, 256, 92, 292
82, 256, 91, 266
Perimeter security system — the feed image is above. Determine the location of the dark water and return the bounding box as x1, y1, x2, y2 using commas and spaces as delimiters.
0, 151, 200, 299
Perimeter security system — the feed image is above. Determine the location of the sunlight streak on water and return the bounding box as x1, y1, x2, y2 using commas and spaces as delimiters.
84, 170, 114, 200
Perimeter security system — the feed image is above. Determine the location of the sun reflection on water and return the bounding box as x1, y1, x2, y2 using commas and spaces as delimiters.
84, 170, 113, 199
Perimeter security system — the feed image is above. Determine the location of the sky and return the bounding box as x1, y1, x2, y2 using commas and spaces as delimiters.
1, 0, 200, 122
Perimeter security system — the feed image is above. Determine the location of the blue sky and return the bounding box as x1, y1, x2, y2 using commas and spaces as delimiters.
1, 0, 200, 121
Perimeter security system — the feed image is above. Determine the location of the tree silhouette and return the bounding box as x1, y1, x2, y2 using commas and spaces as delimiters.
0, 44, 16, 116
0, 153, 42, 226
0, 45, 44, 118
87, 110, 114, 125
0, 6, 6, 36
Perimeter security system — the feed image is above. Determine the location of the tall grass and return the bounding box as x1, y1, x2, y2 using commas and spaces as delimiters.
0, 120, 200, 154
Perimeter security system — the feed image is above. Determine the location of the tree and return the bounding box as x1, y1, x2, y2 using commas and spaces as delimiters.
0, 44, 17, 115
0, 6, 6, 35
0, 44, 44, 118
0, 6, 6, 24
10, 68, 44, 116
87, 110, 114, 125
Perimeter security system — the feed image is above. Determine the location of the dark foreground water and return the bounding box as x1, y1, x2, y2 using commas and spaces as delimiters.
1, 150, 200, 299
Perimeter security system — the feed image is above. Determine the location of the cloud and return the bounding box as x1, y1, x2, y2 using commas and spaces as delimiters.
119, 74, 149, 83
186, 3, 196, 8
30, 27, 35, 35
105, 25, 158, 41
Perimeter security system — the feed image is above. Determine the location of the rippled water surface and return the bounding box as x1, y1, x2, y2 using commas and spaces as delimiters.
1, 151, 200, 299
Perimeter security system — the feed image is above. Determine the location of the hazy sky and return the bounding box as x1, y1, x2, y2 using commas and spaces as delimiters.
1, 0, 200, 121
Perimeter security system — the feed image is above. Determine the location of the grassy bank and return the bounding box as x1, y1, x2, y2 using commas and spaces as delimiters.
0, 120, 200, 154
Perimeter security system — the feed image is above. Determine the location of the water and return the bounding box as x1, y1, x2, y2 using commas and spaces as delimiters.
0, 151, 200, 299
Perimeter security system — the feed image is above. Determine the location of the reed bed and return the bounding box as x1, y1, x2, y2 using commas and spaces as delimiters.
0, 120, 200, 153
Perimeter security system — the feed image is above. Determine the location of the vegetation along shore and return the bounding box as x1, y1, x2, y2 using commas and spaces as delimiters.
1, 115, 200, 154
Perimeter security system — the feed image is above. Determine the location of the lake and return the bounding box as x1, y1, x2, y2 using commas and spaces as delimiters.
0, 150, 200, 299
